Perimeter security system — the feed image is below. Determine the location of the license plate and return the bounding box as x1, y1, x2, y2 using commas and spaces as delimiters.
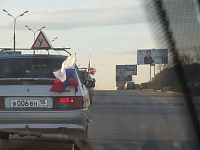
10, 99, 48, 108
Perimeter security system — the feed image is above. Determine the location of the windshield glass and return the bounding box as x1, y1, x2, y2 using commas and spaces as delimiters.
0, 57, 65, 78
0, 0, 200, 150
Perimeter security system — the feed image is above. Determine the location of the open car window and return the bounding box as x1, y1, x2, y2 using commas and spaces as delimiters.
143, 0, 200, 149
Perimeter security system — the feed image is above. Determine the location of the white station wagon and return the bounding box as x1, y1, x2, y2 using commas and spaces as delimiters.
0, 49, 90, 140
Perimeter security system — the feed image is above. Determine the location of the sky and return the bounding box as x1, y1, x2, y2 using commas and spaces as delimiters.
0, 0, 157, 89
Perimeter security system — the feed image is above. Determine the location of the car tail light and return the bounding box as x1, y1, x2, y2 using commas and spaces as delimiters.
53, 97, 83, 109
60, 98, 69, 103
0, 97, 5, 109
86, 87, 90, 90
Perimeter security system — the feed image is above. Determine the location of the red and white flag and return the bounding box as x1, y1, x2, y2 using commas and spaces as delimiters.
50, 56, 78, 93
88, 55, 96, 75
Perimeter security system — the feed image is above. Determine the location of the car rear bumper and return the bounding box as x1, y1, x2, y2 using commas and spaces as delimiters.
127, 86, 135, 89
0, 109, 88, 137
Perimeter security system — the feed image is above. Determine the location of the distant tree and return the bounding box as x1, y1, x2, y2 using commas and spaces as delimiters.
157, 64, 163, 73
196, 50, 200, 63
179, 53, 194, 65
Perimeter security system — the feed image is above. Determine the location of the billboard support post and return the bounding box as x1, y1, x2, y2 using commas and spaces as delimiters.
150, 64, 151, 81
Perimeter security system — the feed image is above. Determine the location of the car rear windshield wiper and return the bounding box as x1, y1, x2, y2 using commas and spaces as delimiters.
30, 69, 55, 78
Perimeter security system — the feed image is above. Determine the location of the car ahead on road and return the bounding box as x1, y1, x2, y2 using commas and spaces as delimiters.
79, 69, 95, 104
124, 81, 136, 90
84, 77, 95, 104
0, 50, 90, 140
116, 82, 125, 90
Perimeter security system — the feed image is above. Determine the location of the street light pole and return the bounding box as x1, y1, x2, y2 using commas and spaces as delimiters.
25, 25, 45, 54
3, 9, 29, 52
13, 18, 16, 52
25, 25, 45, 42
51, 37, 58, 42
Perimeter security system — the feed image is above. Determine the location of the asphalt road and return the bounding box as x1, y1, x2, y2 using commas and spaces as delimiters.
1, 90, 200, 150
88, 90, 200, 150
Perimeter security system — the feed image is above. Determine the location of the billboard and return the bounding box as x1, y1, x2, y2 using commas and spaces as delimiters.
116, 65, 137, 82
137, 49, 168, 65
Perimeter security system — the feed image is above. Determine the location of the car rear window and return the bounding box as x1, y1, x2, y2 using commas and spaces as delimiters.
128, 82, 134, 85
0, 57, 66, 78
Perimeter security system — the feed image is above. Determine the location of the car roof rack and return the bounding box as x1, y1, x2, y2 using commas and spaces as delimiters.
0, 48, 71, 56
